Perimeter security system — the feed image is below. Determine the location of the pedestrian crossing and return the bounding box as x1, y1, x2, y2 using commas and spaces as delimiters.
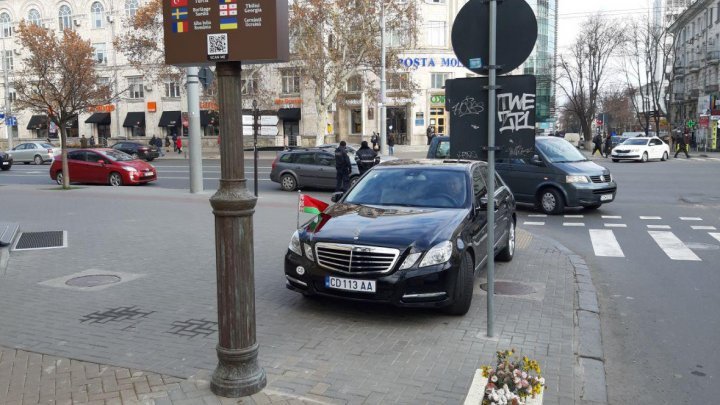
519, 213, 720, 262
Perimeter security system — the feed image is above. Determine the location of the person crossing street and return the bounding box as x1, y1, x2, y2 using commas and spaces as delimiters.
355, 141, 378, 176
675, 130, 691, 159
334, 141, 352, 192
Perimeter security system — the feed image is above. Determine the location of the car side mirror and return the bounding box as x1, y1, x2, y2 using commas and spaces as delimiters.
98, 159, 106, 165
531, 155, 543, 165
331, 192, 344, 203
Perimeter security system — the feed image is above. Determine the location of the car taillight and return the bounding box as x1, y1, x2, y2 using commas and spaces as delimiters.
272, 155, 279, 170
47, 149, 53, 154
139, 147, 148, 151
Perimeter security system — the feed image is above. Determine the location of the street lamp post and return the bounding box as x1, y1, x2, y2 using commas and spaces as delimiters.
379, 0, 387, 156
2, 37, 13, 150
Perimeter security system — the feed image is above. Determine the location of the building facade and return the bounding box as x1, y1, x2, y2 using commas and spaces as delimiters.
669, 0, 720, 151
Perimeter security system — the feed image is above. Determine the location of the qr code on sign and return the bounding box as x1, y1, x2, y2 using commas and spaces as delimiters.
207, 33, 228, 55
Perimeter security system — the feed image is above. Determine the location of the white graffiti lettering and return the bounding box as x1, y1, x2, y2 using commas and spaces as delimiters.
451, 96, 485, 117
496, 93, 535, 133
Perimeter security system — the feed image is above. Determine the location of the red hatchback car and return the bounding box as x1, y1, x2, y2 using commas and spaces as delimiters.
50, 148, 157, 186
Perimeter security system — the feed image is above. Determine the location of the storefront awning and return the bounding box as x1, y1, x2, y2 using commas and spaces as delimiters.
158, 110, 182, 127
277, 108, 301, 121
123, 112, 146, 128
26, 115, 48, 130
85, 113, 111, 125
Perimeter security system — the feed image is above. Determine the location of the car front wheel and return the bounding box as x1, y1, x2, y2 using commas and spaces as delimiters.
641, 152, 648, 162
538, 188, 564, 215
1, 164, 11, 171
661, 151, 668, 161
55, 172, 63, 185
131, 153, 139, 160
280, 173, 297, 191
109, 172, 123, 186
34, 155, 44, 165
350, 175, 359, 188
443, 251, 474, 316
496, 220, 515, 262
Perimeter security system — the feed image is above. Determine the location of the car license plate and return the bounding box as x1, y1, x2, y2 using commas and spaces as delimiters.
325, 276, 376, 293
1, 162, 8, 165
144, 172, 154, 177
600, 194, 613, 202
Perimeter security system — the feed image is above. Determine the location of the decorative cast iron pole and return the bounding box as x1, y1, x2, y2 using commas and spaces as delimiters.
209, 61, 266, 397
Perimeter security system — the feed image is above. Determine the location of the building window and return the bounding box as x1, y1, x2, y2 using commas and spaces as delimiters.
431, 72, 452, 89
426, 21, 446, 47
3, 50, 13, 71
241, 76, 257, 95
8, 86, 15, 103
91, 2, 104, 28
281, 70, 300, 94
28, 9, 42, 26
59, 5, 72, 31
165, 81, 181, 98
127, 77, 144, 99
0, 13, 11, 38
347, 75, 363, 92
386, 28, 408, 47
93, 43, 107, 64
350, 109, 362, 134
97, 77, 111, 93
126, 0, 139, 18
387, 73, 408, 90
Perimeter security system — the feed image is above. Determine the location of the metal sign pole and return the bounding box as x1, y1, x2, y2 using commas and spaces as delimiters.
253, 100, 259, 197
486, 0, 498, 338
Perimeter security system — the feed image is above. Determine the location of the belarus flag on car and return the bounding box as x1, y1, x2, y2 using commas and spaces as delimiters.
299, 194, 328, 215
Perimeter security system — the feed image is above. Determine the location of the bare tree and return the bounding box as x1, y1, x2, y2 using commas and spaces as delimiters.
622, 16, 674, 135
558, 101, 582, 133
13, 22, 112, 189
600, 87, 637, 134
556, 15, 625, 143
290, 0, 419, 145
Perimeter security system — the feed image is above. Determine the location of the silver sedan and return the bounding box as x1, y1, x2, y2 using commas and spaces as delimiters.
6, 142, 61, 165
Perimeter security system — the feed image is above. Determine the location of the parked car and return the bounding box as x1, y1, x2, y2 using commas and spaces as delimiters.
110, 141, 160, 161
270, 148, 362, 191
6, 142, 60, 165
49, 148, 157, 186
316, 143, 359, 154
427, 136, 617, 214
284, 159, 516, 315
0, 150, 12, 171
610, 136, 670, 162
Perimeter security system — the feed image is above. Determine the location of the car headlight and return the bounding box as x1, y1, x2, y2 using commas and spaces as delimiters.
288, 230, 302, 256
419, 241, 453, 268
566, 175, 589, 184
121, 166, 137, 172
303, 243, 314, 260
400, 252, 422, 270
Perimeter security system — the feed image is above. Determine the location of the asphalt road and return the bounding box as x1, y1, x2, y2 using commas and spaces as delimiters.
515, 155, 720, 404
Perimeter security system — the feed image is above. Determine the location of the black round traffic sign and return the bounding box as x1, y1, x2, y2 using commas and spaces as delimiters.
451, 0, 538, 76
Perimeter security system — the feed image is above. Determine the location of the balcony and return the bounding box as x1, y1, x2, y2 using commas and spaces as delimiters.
708, 51, 720, 64
689, 60, 701, 72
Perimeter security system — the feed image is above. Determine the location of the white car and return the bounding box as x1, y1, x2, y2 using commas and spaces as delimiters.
6, 142, 61, 165
611, 136, 670, 162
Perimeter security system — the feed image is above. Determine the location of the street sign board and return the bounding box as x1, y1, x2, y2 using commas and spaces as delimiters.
445, 75, 536, 161
162, 0, 289, 66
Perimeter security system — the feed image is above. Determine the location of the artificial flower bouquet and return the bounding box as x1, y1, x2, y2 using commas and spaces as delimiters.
480, 349, 546, 405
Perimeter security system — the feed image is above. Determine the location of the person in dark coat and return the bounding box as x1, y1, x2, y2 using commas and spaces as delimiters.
426, 125, 435, 145
370, 132, 379, 151
675, 131, 690, 158
355, 141, 378, 176
603, 133, 612, 158
334, 140, 352, 192
591, 133, 603, 156
387, 133, 396, 155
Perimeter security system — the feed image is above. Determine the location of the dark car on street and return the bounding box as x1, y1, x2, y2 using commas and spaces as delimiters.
284, 159, 516, 315
110, 141, 160, 161
427, 136, 617, 214
50, 148, 157, 186
270, 148, 361, 191
0, 150, 12, 171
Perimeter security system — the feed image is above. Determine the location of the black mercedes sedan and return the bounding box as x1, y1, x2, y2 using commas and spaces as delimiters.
110, 141, 160, 161
0, 150, 12, 171
284, 159, 516, 315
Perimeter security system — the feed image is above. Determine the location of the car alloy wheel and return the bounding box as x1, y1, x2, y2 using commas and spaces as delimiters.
132, 153, 139, 160
443, 251, 474, 316
350, 176, 359, 187
55, 172, 63, 185
641, 152, 648, 163
34, 155, 43, 165
539, 188, 564, 215
496, 220, 515, 262
109, 172, 123, 186
280, 174, 297, 191
661, 152, 668, 161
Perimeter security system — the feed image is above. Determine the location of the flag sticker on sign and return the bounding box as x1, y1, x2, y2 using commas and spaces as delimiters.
172, 20, 188, 33
171, 7, 188, 20
219, 17, 238, 30
170, 0, 188, 6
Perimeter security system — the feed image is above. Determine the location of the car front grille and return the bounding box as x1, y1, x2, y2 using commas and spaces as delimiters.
315, 243, 400, 275
592, 187, 616, 195
589, 174, 611, 183
615, 149, 630, 153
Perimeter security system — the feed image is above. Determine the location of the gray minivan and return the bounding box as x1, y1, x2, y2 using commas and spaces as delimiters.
427, 136, 617, 214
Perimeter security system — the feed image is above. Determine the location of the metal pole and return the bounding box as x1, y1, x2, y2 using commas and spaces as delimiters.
253, 99, 259, 197
3, 38, 12, 150
109, 9, 121, 142
379, 1, 387, 155
209, 61, 266, 397
486, 0, 498, 338
187, 66, 204, 193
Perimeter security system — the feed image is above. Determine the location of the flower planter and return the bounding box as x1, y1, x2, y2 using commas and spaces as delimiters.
464, 369, 544, 405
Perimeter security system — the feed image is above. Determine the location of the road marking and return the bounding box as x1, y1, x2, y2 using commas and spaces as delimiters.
604, 223, 627, 228
602, 215, 622, 219
158, 176, 272, 181
647, 225, 671, 229
523, 222, 545, 226
590, 229, 624, 257
640, 216, 662, 220
691, 225, 717, 230
648, 231, 701, 261
564, 215, 584, 218
527, 214, 547, 218
680, 217, 702, 221
563, 222, 585, 227
709, 233, 720, 243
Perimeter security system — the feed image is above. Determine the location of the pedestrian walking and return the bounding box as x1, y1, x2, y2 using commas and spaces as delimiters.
171, 132, 178, 152
152, 135, 164, 157
674, 131, 690, 158
603, 133, 612, 158
89, 136, 96, 147
164, 135, 171, 153
334, 140, 352, 192
591, 133, 603, 156
387, 133, 396, 156
355, 141, 378, 176
175, 136, 183, 154
80, 135, 88, 148
426, 125, 435, 145
371, 132, 379, 151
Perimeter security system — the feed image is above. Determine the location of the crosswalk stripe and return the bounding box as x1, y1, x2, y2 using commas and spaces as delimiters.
528, 214, 547, 218
640, 216, 662, 220
604, 223, 627, 228
590, 229, 624, 257
564, 215, 584, 218
523, 222, 545, 226
647, 225, 671, 229
602, 215, 622, 219
710, 233, 720, 243
691, 226, 717, 230
680, 217, 702, 221
648, 231, 701, 261
563, 222, 585, 227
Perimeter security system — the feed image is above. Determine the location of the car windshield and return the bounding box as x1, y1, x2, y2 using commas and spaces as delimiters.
536, 138, 587, 163
41, 143, 54, 149
102, 149, 134, 162
622, 139, 649, 145
344, 168, 469, 209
